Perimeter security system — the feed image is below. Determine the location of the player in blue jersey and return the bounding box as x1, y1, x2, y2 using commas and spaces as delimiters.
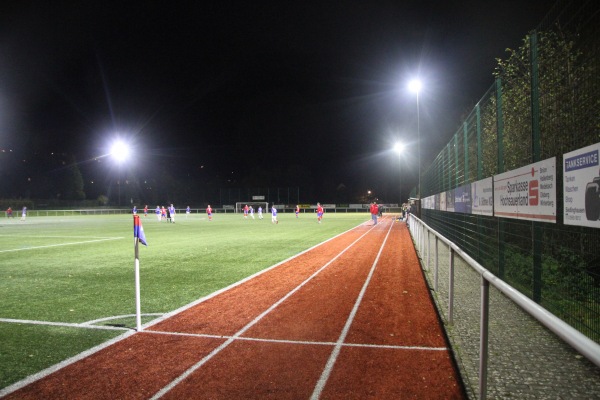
258, 206, 263, 219
186, 206, 190, 218
168, 204, 176, 223
271, 205, 278, 224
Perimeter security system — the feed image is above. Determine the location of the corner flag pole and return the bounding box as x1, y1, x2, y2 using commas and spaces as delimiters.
133, 214, 147, 332
134, 236, 142, 332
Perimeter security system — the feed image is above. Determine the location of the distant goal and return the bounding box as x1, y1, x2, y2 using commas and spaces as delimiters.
235, 202, 269, 214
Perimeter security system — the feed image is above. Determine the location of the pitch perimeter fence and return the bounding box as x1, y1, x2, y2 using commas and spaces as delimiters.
418, 0, 600, 344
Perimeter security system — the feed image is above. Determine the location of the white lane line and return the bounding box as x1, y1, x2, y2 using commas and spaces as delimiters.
0, 237, 124, 253
311, 219, 394, 400
150, 224, 378, 400
142, 223, 369, 331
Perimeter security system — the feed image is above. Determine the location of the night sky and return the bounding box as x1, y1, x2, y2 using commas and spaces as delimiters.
1, 1, 552, 203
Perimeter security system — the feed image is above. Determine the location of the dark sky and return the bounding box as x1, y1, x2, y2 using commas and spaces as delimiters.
0, 1, 552, 201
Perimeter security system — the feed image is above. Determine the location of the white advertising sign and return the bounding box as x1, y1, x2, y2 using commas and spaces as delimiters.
439, 191, 446, 211
446, 189, 455, 212
563, 142, 600, 227
493, 157, 556, 223
471, 177, 494, 216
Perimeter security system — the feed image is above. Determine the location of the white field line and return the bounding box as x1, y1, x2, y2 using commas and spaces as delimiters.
0, 313, 165, 330
0, 237, 124, 253
150, 222, 379, 400
0, 222, 368, 398
311, 220, 393, 399
0, 318, 130, 331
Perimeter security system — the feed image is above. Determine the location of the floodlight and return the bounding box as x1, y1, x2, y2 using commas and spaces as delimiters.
394, 142, 405, 154
110, 140, 130, 163
408, 79, 422, 94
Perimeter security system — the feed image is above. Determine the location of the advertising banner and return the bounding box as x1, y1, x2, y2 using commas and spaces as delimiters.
493, 157, 556, 223
454, 183, 472, 214
471, 177, 494, 216
563, 142, 600, 227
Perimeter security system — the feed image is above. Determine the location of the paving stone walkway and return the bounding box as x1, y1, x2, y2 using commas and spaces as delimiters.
414, 229, 600, 399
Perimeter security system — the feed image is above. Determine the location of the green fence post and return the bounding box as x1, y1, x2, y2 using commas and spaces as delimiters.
496, 77, 505, 279
530, 31, 543, 303
464, 121, 469, 183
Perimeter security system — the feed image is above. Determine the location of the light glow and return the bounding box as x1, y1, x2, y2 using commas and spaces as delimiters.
408, 79, 422, 94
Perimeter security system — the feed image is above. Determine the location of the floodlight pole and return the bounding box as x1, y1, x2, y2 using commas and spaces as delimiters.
416, 90, 421, 202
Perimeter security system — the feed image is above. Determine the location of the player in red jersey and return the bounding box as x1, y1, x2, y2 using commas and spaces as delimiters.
295, 205, 300, 218
243, 204, 249, 219
316, 203, 323, 223
206, 205, 213, 221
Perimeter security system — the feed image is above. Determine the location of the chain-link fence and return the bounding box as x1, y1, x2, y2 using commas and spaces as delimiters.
419, 0, 600, 343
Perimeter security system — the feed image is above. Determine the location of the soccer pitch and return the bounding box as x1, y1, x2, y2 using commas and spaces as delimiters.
0, 211, 369, 389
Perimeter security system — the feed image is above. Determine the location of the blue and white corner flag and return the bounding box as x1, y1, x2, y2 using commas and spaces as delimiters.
133, 215, 148, 246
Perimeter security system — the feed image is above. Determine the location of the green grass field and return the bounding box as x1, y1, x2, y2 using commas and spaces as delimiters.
0, 211, 369, 389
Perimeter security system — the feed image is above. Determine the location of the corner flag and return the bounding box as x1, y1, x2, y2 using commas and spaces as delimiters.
133, 215, 148, 246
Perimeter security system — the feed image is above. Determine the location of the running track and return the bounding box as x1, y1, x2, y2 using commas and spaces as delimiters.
2, 217, 465, 399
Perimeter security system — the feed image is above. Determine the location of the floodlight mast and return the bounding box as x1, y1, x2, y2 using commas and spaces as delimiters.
394, 142, 405, 202
408, 79, 422, 203
110, 139, 130, 206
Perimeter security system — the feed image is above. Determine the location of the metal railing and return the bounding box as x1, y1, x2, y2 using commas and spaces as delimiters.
408, 214, 600, 400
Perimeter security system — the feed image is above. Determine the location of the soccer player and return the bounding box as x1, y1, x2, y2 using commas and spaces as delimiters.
249, 206, 255, 219
243, 204, 249, 219
155, 206, 161, 221
258, 206, 263, 219
295, 205, 300, 218
168, 204, 176, 223
144, 205, 148, 217
271, 205, 278, 224
186, 206, 190, 218
161, 206, 167, 221
132, 205, 137, 214
6, 207, 13, 218
316, 202, 323, 223
21, 206, 27, 221
206, 205, 213, 221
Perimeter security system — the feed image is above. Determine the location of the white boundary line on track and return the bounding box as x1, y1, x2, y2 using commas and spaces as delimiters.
150, 222, 380, 399
0, 237, 124, 253
0, 222, 366, 398
143, 329, 449, 352
311, 219, 394, 399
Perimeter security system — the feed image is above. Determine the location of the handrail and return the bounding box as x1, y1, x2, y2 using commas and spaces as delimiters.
407, 214, 600, 399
